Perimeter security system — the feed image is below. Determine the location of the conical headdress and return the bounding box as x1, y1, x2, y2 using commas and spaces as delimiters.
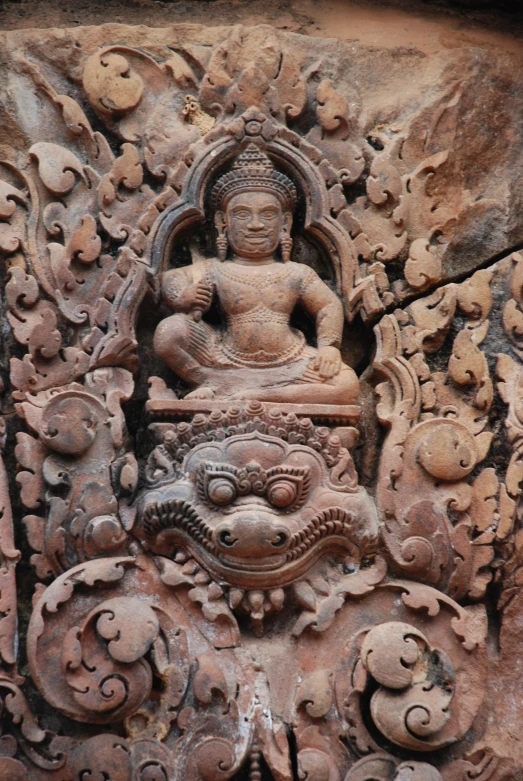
211, 144, 297, 212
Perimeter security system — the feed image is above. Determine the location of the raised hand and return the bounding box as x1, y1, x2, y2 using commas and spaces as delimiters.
190, 280, 214, 321
182, 279, 214, 320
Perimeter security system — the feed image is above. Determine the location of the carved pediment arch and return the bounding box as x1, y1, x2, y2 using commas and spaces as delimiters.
148, 117, 359, 316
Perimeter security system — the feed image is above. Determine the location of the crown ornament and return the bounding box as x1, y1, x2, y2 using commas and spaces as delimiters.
211, 143, 297, 212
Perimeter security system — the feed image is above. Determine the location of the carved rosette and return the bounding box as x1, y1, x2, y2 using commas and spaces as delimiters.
0, 19, 520, 781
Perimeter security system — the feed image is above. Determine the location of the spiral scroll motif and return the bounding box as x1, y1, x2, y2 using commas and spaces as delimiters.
27, 559, 172, 724
360, 622, 455, 751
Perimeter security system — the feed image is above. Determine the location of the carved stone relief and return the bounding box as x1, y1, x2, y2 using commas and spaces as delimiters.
0, 19, 522, 781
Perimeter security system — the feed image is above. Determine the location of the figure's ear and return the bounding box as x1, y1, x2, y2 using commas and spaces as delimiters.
282, 212, 293, 235
215, 210, 228, 261
280, 212, 293, 263
215, 210, 226, 232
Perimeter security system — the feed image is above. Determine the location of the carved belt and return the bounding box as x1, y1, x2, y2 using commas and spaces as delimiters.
222, 329, 307, 367
226, 307, 290, 327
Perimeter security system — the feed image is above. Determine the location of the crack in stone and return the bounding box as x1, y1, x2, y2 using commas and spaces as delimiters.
372, 239, 523, 328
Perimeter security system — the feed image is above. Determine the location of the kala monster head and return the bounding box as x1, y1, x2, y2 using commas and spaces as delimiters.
135, 405, 378, 592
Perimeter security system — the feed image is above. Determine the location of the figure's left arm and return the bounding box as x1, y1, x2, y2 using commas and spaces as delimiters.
299, 268, 344, 379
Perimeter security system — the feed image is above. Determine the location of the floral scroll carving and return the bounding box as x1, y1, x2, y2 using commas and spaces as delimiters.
0, 19, 521, 781
374, 269, 497, 603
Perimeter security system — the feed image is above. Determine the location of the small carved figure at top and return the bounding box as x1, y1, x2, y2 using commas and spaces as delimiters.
154, 144, 359, 404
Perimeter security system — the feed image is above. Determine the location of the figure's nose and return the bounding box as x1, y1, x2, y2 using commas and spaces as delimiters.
214, 514, 290, 558
247, 212, 264, 231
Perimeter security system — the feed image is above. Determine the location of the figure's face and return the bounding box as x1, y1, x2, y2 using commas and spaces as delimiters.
220, 191, 291, 260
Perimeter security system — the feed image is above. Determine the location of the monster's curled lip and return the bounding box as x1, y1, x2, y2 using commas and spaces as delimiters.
218, 553, 287, 571
141, 498, 362, 575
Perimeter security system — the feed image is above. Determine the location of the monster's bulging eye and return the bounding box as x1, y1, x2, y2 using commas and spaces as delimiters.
207, 477, 237, 505
267, 480, 298, 508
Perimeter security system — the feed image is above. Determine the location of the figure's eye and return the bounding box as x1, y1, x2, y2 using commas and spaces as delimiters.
207, 477, 237, 506
261, 210, 277, 220
232, 210, 249, 220
267, 480, 298, 508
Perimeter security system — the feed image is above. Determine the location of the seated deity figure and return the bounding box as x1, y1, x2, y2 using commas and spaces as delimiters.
154, 144, 359, 404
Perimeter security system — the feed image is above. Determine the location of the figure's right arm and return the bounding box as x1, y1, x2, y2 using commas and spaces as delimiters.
161, 266, 213, 315
161, 267, 194, 312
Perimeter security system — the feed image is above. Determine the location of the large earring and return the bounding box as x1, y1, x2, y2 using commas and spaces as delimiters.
216, 224, 228, 262
280, 232, 293, 263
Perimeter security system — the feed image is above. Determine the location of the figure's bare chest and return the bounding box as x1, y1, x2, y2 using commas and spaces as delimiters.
214, 264, 299, 313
